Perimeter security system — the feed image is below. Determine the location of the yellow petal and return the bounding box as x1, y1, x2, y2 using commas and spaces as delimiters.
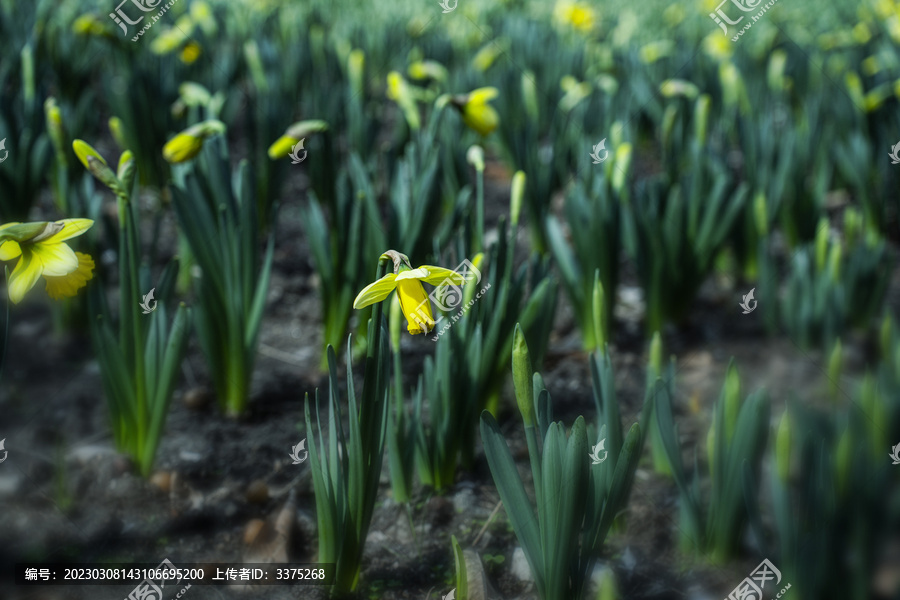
0, 240, 22, 261
395, 267, 429, 281
45, 252, 95, 300
353, 273, 398, 309
417, 266, 467, 286
462, 102, 499, 136
397, 278, 434, 334
32, 241, 78, 276
467, 87, 499, 104
37, 219, 94, 244
7, 250, 42, 304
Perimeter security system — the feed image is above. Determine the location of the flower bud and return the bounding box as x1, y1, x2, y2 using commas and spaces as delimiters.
592, 271, 606, 352
466, 145, 485, 172
349, 50, 365, 95
512, 324, 535, 427
44, 98, 67, 165
108, 116, 128, 150
73, 140, 118, 189
117, 151, 136, 192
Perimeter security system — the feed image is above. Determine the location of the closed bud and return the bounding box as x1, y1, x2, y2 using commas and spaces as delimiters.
72, 140, 118, 190
108, 116, 128, 150
814, 219, 829, 272
612, 143, 632, 194
349, 50, 365, 95
466, 145, 485, 172
592, 270, 606, 352
117, 151, 135, 192
512, 324, 535, 427
44, 98, 67, 165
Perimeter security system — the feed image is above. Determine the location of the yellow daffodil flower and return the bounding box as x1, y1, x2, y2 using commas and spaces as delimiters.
0, 219, 94, 304
449, 87, 499, 136
267, 120, 328, 160
354, 251, 466, 335
162, 119, 226, 164
554, 0, 596, 33
180, 41, 202, 64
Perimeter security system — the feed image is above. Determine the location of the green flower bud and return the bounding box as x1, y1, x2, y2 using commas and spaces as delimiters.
512, 324, 535, 427
659, 79, 699, 99
466, 145, 485, 172
612, 143, 632, 195
108, 116, 128, 150
767, 50, 787, 92
72, 139, 118, 190
44, 98, 67, 166
117, 150, 136, 192
592, 270, 606, 352
349, 50, 366, 95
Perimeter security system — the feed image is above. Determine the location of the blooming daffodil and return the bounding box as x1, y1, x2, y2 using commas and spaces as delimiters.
448, 87, 499, 136
353, 251, 466, 335
0, 219, 95, 304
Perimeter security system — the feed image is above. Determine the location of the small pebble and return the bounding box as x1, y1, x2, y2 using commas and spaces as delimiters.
246, 479, 269, 504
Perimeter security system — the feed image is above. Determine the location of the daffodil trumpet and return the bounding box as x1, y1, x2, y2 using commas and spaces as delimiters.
0, 219, 95, 304
353, 250, 466, 335
447, 87, 500, 136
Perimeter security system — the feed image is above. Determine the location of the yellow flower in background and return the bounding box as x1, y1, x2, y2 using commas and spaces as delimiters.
162, 119, 226, 164
73, 14, 112, 38
0, 219, 94, 304
354, 252, 467, 335
450, 87, 499, 136
180, 41, 202, 64
702, 31, 733, 61
267, 120, 328, 160
554, 0, 596, 33
387, 71, 422, 131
